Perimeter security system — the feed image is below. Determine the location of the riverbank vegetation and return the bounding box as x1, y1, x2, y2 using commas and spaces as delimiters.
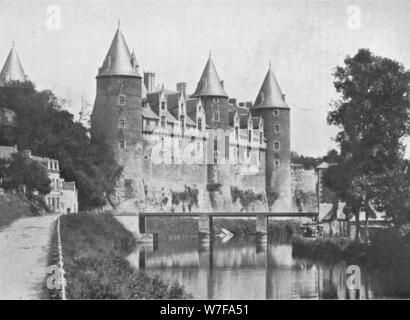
292, 227, 410, 296
57, 213, 190, 299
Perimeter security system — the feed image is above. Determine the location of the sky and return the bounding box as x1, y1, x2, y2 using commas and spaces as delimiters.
1, 0, 410, 157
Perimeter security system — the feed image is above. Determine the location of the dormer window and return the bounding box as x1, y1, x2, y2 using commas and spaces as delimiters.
235, 127, 239, 141
161, 116, 166, 128
198, 106, 202, 113
119, 95, 125, 106
198, 117, 202, 131
161, 101, 166, 111
248, 130, 252, 142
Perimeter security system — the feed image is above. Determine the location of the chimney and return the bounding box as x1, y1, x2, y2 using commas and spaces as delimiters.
144, 72, 156, 92
177, 82, 187, 98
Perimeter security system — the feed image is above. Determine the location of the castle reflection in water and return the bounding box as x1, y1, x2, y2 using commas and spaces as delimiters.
127, 237, 379, 300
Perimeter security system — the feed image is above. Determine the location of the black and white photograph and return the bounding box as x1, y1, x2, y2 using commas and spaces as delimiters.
0, 0, 410, 306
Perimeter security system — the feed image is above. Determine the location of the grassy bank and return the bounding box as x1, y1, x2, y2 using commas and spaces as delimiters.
56, 213, 190, 299
292, 236, 367, 263
0, 191, 41, 227
146, 217, 301, 241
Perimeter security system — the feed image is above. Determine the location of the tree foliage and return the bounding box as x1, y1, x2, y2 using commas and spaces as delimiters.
0, 151, 51, 196
0, 81, 122, 210
324, 49, 410, 227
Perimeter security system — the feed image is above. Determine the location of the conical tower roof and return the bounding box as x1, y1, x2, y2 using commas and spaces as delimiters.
97, 25, 141, 78
253, 65, 288, 109
192, 55, 228, 98
0, 45, 28, 85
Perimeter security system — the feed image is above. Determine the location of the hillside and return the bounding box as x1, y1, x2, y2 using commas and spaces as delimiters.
0, 189, 39, 227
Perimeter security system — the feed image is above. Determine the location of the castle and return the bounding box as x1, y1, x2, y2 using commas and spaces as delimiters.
91, 24, 292, 213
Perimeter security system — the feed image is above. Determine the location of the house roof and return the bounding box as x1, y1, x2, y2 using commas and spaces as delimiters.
192, 55, 228, 98
62, 181, 76, 191
142, 103, 160, 119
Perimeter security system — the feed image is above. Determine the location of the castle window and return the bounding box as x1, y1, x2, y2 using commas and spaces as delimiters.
120, 119, 125, 128
120, 140, 126, 149
274, 159, 280, 167
273, 110, 279, 117
198, 117, 202, 131
274, 141, 280, 151
214, 112, 220, 122
275, 125, 280, 133
119, 95, 125, 106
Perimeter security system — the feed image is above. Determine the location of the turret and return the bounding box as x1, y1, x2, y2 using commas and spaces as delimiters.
0, 42, 28, 86
192, 54, 230, 131
252, 64, 291, 211
91, 23, 143, 175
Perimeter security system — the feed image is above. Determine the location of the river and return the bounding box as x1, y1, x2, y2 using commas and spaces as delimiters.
127, 236, 408, 299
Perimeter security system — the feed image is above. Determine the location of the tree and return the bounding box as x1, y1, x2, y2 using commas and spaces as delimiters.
325, 49, 410, 237
0, 152, 51, 196
0, 82, 122, 210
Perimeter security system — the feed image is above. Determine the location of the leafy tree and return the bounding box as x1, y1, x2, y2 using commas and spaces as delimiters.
0, 82, 122, 210
290, 152, 323, 170
324, 49, 410, 236
0, 151, 51, 196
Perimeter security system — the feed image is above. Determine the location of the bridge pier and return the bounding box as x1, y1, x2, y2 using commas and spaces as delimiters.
115, 215, 157, 244
198, 214, 213, 243
256, 215, 268, 244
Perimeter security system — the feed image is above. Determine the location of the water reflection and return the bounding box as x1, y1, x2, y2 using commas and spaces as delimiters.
127, 236, 390, 299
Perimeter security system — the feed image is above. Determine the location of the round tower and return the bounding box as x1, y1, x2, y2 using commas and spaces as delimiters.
90, 24, 143, 210
192, 54, 231, 210
252, 65, 291, 211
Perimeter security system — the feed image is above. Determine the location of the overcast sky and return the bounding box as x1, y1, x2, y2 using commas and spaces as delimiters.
1, 0, 409, 156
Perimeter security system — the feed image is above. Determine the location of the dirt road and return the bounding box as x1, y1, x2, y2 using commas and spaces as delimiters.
0, 214, 57, 299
